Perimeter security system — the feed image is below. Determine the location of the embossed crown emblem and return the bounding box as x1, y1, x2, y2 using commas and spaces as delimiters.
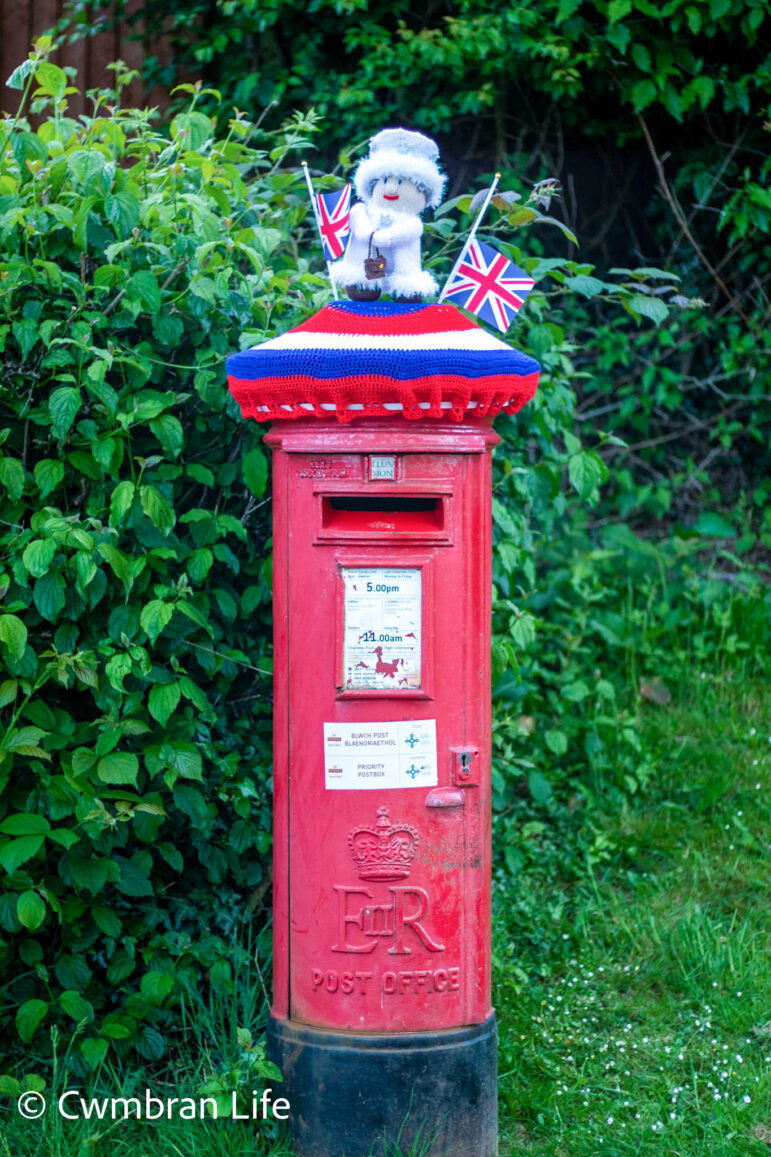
348, 806, 419, 882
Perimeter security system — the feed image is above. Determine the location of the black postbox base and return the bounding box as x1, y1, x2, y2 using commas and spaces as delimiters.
266, 1013, 498, 1157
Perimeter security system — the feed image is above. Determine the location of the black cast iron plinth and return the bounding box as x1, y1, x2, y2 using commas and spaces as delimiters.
267, 1013, 498, 1157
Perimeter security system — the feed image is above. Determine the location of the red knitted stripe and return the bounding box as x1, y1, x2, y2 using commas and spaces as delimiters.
228, 371, 539, 423
293, 304, 478, 337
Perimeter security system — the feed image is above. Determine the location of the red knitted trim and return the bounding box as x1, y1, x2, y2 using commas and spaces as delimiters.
293, 303, 477, 337
228, 371, 539, 424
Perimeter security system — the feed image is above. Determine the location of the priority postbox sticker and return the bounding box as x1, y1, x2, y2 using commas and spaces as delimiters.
342, 567, 421, 690
323, 720, 437, 790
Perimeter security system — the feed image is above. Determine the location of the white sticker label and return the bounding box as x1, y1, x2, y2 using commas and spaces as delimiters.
324, 720, 437, 790
370, 455, 396, 480
342, 568, 421, 690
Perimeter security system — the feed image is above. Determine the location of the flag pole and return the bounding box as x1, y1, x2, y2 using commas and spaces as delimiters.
438, 172, 501, 303
302, 160, 339, 302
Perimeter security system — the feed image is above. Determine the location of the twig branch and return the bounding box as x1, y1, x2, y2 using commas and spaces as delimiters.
638, 114, 751, 325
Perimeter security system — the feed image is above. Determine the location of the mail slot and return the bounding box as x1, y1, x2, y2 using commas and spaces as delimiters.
321, 493, 445, 536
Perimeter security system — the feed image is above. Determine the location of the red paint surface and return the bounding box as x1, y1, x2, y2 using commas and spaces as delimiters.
267, 417, 498, 1033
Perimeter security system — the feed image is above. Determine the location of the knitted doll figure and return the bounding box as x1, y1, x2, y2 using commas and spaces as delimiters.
332, 127, 446, 303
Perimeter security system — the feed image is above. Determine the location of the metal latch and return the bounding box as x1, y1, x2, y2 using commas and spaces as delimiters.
451, 747, 480, 787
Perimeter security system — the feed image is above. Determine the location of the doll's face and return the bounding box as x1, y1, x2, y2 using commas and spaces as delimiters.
370, 175, 426, 215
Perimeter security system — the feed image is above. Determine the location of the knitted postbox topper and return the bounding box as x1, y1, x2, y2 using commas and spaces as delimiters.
226, 301, 540, 424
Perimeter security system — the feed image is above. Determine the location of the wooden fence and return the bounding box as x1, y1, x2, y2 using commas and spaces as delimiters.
0, 0, 172, 116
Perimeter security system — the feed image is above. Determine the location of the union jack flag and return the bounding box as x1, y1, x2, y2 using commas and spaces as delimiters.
315, 184, 351, 261
443, 239, 535, 333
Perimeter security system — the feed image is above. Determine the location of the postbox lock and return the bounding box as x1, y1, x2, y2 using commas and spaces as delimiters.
451, 747, 480, 787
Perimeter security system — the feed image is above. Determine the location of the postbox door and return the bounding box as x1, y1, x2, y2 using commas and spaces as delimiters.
282, 447, 492, 1035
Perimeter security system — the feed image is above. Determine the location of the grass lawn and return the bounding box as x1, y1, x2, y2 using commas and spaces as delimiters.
496, 676, 771, 1156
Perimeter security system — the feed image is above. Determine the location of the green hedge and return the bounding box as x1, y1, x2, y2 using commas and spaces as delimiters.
0, 60, 332, 1071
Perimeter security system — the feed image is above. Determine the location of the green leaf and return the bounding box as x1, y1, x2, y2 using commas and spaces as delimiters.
0, 837, 44, 870
22, 538, 56, 578
631, 43, 651, 71
104, 191, 140, 237
68, 150, 106, 187
149, 414, 184, 458
0, 614, 27, 659
99, 1018, 134, 1039
562, 680, 591, 702
694, 512, 736, 538
97, 543, 132, 592
97, 752, 139, 786
0, 456, 25, 499
140, 971, 174, 1005
110, 480, 135, 524
173, 784, 209, 828
545, 730, 568, 756
492, 497, 518, 536
630, 79, 658, 112
140, 485, 175, 535
93, 905, 122, 937
187, 547, 213, 582
148, 682, 181, 727
0, 813, 50, 836
140, 599, 174, 644
48, 828, 79, 849
49, 387, 81, 439
171, 111, 213, 151
114, 858, 153, 897
242, 448, 267, 498
34, 571, 65, 620
16, 890, 46, 931
81, 1038, 109, 1069
6, 58, 36, 90
34, 62, 67, 99
511, 614, 536, 650
176, 599, 213, 634
135, 1024, 165, 1061
168, 741, 202, 780
564, 274, 605, 298
12, 131, 47, 169
106, 951, 136, 984
129, 270, 162, 313
59, 990, 95, 1022
15, 999, 48, 1044
627, 294, 669, 324
68, 857, 111, 893
568, 452, 607, 502
0, 680, 18, 708
528, 769, 553, 804
34, 458, 64, 497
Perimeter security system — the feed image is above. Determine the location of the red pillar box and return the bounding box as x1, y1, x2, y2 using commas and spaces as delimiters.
227, 302, 539, 1157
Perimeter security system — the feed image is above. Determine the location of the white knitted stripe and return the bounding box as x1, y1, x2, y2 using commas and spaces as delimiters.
255, 401, 483, 413
250, 329, 510, 354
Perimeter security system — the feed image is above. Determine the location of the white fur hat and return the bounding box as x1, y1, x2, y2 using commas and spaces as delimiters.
354, 127, 446, 210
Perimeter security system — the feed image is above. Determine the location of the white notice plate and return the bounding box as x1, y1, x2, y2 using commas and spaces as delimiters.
342, 567, 421, 690
324, 719, 437, 790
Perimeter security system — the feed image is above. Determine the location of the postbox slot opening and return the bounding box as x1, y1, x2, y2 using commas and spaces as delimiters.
322, 495, 444, 534
329, 496, 438, 513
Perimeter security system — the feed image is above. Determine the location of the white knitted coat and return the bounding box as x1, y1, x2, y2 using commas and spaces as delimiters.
332, 202, 439, 298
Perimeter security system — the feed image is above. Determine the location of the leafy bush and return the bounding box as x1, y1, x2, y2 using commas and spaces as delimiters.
0, 50, 327, 1072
